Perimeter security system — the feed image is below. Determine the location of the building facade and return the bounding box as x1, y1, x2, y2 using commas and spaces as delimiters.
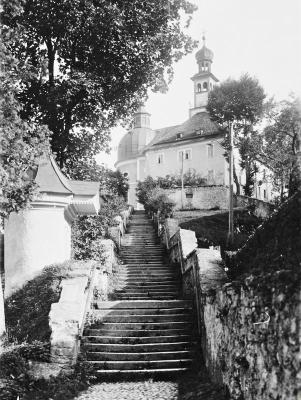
115, 38, 274, 209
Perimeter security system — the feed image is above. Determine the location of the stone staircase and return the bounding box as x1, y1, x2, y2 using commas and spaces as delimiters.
81, 211, 195, 377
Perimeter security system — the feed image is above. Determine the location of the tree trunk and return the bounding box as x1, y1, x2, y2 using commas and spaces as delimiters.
289, 127, 301, 196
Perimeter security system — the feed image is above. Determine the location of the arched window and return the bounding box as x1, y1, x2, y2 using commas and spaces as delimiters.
203, 82, 208, 90
210, 82, 213, 90
197, 83, 202, 92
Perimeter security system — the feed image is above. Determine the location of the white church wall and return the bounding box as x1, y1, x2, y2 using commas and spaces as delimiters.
145, 139, 226, 184
4, 207, 71, 297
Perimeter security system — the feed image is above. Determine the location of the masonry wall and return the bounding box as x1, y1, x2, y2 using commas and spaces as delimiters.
162, 197, 300, 400
5, 208, 71, 297
165, 185, 229, 210
200, 277, 299, 400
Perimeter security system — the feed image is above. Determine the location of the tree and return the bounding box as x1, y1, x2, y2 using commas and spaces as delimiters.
0, 7, 50, 218
207, 74, 266, 196
262, 97, 301, 198
2, 0, 197, 173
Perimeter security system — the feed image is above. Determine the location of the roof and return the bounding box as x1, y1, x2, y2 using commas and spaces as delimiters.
35, 154, 99, 197
147, 112, 221, 148
69, 181, 100, 196
35, 155, 73, 194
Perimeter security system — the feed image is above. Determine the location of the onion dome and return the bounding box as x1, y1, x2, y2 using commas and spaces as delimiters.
195, 35, 214, 63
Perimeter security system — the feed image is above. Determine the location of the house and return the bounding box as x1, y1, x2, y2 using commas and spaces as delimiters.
115, 37, 274, 209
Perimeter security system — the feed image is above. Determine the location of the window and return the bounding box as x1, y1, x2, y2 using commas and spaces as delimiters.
207, 143, 213, 158
157, 154, 164, 164
178, 149, 192, 161
176, 132, 183, 140
123, 172, 129, 178
203, 82, 208, 90
197, 83, 202, 92
264, 189, 267, 199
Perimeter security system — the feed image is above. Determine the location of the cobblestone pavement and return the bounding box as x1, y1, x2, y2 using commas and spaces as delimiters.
74, 370, 227, 400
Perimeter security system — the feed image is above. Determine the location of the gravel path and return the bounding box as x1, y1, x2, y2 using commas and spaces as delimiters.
73, 370, 226, 400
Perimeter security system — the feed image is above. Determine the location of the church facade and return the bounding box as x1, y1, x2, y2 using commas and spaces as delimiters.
115, 39, 273, 209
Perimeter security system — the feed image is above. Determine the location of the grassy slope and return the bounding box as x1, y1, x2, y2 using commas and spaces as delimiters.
5, 262, 73, 344
232, 192, 301, 280
179, 209, 260, 250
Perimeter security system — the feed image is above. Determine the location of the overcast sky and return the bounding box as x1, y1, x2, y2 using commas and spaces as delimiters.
96, 0, 301, 168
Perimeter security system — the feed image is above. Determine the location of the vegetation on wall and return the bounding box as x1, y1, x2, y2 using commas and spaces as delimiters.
136, 177, 176, 216
72, 196, 127, 260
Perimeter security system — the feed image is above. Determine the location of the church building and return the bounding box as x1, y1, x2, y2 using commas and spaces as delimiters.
115, 38, 273, 209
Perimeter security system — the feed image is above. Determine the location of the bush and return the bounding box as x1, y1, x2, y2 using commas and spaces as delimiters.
72, 196, 127, 260
146, 188, 176, 217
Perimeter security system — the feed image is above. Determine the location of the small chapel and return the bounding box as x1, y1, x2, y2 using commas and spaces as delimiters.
115, 38, 273, 209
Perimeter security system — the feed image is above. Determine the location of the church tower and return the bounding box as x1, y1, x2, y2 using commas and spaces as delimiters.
190, 36, 219, 117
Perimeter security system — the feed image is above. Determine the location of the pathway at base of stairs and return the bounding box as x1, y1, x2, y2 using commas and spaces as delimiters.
73, 370, 227, 400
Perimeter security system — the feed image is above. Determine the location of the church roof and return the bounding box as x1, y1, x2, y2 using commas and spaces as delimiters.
144, 112, 221, 150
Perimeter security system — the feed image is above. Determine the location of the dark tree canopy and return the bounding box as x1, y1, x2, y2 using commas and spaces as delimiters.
207, 74, 266, 196
263, 97, 301, 198
0, 15, 50, 217
2, 0, 197, 173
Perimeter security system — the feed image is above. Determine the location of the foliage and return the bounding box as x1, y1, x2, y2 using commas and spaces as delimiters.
146, 187, 176, 217
72, 196, 127, 260
2, 0, 197, 172
66, 158, 129, 199
0, 6, 50, 217
207, 74, 266, 196
180, 209, 261, 251
262, 97, 301, 198
0, 354, 93, 400
5, 262, 74, 343
227, 191, 301, 281
136, 170, 207, 205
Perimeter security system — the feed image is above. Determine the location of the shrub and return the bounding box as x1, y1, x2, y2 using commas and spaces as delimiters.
72, 196, 127, 260
146, 188, 176, 217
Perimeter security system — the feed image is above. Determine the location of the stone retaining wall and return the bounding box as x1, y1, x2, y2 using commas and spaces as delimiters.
164, 186, 229, 210
161, 217, 299, 400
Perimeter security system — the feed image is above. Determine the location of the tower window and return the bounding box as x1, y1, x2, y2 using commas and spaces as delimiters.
203, 82, 208, 90
197, 83, 202, 92
207, 143, 213, 157
157, 154, 164, 164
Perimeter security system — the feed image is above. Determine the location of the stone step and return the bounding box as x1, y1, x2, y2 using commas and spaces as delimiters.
87, 359, 192, 370
117, 278, 179, 284
86, 350, 192, 362
82, 335, 191, 345
87, 313, 191, 323
84, 342, 192, 354
115, 295, 178, 300
84, 328, 191, 337
90, 306, 189, 315
114, 289, 180, 295
90, 300, 191, 309
114, 286, 180, 292
88, 321, 191, 330
92, 367, 189, 378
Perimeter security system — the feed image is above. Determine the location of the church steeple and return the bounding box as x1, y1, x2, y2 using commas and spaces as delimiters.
133, 105, 151, 129
189, 36, 219, 117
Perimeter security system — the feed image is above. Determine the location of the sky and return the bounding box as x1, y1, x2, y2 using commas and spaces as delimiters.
96, 0, 301, 168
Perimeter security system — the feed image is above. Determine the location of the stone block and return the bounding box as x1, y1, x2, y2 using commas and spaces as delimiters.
179, 229, 198, 259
